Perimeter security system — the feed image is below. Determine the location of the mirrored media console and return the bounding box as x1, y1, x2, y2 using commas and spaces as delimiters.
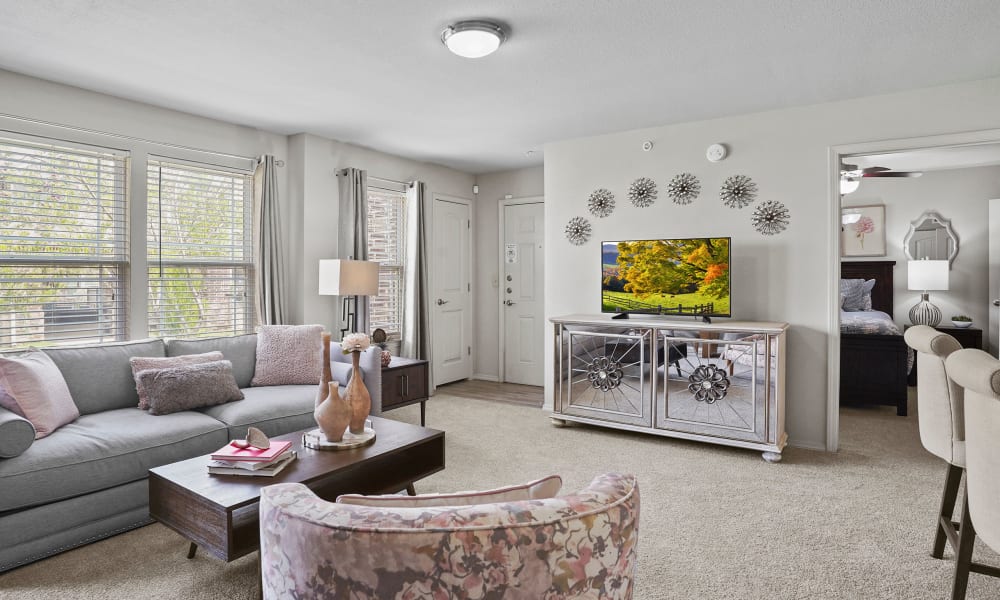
551, 314, 788, 462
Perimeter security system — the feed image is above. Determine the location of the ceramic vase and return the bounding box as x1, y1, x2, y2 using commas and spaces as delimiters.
347, 351, 371, 434
316, 331, 333, 406
314, 382, 350, 442
380, 349, 392, 367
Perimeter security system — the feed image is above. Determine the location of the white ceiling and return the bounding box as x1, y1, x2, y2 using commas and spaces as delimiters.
853, 143, 1000, 173
1, 1, 999, 174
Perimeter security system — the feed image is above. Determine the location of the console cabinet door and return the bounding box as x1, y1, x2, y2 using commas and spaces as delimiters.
557, 328, 653, 427
654, 332, 776, 443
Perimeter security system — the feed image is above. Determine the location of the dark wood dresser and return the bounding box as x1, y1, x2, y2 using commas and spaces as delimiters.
905, 325, 983, 386
380, 357, 430, 425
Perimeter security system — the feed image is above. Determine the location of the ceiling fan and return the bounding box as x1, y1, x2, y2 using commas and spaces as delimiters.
840, 163, 922, 194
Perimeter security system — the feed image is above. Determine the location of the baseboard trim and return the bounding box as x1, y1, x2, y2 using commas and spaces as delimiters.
471, 373, 500, 382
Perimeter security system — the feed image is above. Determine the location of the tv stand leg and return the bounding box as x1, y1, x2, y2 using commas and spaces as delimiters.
761, 451, 782, 463
550, 417, 568, 427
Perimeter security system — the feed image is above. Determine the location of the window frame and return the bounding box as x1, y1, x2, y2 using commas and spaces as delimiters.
366, 177, 408, 339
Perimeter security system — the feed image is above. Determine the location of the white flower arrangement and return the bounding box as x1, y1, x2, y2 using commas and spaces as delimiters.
340, 333, 371, 354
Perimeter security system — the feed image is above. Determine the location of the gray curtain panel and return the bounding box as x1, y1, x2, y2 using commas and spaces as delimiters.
253, 155, 288, 325
403, 181, 434, 393
337, 168, 369, 334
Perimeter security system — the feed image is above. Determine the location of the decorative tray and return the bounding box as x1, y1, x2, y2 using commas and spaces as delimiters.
302, 421, 375, 451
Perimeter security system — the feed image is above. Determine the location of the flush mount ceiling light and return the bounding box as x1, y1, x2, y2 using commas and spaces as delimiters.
441, 20, 506, 58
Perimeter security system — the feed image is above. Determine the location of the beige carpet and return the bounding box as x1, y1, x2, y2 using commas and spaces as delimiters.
2, 387, 999, 600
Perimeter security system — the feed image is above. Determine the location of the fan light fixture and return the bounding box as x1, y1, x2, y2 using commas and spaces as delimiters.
840, 173, 861, 195
441, 20, 506, 58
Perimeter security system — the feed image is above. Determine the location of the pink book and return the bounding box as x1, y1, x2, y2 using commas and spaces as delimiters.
210, 440, 292, 462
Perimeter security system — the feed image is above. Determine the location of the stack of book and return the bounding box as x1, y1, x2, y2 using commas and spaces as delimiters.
208, 440, 296, 477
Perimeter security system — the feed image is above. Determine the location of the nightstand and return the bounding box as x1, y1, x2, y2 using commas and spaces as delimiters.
380, 357, 430, 425
905, 325, 982, 386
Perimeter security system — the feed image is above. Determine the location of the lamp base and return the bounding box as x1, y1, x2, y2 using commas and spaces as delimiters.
909, 293, 942, 327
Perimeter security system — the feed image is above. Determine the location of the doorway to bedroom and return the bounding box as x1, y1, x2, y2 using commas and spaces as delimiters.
832, 132, 1000, 449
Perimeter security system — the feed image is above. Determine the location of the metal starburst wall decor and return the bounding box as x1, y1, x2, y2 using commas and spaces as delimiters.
752, 200, 790, 236
628, 177, 657, 208
720, 174, 758, 209
667, 172, 701, 205
564, 216, 592, 245
587, 188, 615, 218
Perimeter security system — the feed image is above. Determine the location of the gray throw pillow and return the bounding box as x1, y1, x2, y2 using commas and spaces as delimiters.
137, 360, 244, 416
840, 278, 875, 312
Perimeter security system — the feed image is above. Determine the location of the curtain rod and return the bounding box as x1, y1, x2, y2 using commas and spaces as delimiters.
339, 170, 412, 187
0, 111, 281, 165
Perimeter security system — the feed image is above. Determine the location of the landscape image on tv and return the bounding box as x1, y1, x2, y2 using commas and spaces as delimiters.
602, 237, 731, 317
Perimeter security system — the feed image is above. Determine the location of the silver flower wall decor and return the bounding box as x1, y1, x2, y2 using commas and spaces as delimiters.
628, 177, 657, 208
752, 200, 790, 236
667, 172, 701, 205
720, 174, 758, 209
587, 188, 615, 218
565, 216, 592, 245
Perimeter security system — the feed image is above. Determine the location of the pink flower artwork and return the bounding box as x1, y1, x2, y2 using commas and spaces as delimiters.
853, 216, 874, 247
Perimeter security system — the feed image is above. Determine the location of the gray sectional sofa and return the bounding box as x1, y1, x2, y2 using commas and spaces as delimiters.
0, 334, 382, 573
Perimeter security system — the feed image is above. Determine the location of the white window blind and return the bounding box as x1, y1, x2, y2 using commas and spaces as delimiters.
0, 138, 128, 349
366, 185, 407, 337
147, 159, 253, 339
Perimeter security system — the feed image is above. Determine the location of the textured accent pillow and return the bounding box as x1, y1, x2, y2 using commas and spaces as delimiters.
0, 350, 79, 439
251, 324, 324, 386
130, 351, 225, 410
840, 278, 876, 312
128, 351, 225, 410
138, 360, 244, 416
336, 475, 563, 508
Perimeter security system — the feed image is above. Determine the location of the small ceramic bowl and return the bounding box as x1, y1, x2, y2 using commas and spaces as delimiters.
951, 320, 973, 328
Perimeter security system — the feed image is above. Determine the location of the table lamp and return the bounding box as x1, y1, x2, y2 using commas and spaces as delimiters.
907, 259, 949, 327
318, 259, 380, 337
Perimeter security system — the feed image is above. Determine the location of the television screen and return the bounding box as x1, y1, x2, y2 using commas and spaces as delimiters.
601, 237, 731, 317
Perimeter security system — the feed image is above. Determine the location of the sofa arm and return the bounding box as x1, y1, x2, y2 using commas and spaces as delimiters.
0, 406, 36, 458
329, 346, 383, 415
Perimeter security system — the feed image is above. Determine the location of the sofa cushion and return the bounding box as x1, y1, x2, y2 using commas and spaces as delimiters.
251, 325, 324, 387
42, 339, 166, 415
0, 350, 79, 438
198, 385, 315, 439
0, 407, 228, 512
130, 351, 225, 409
139, 361, 244, 416
166, 334, 257, 388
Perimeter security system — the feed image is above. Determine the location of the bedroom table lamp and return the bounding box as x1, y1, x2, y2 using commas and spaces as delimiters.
318, 259, 380, 337
907, 259, 949, 327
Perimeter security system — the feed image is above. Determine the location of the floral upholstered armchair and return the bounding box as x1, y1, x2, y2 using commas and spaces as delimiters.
259, 472, 640, 599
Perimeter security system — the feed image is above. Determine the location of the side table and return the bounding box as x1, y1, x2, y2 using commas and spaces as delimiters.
381, 357, 430, 425
905, 325, 982, 386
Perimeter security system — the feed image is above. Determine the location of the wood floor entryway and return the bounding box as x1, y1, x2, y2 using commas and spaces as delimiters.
435, 380, 543, 408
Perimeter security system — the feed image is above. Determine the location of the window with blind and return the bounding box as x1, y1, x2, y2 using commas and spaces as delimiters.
366, 184, 407, 337
147, 159, 253, 339
0, 138, 128, 348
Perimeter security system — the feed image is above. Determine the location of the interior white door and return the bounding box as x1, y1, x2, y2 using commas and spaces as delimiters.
502, 201, 544, 385
989, 199, 1000, 356
432, 197, 472, 385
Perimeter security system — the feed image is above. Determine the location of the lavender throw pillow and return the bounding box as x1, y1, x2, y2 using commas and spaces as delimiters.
251, 324, 324, 386
138, 360, 244, 416
0, 350, 79, 439
130, 351, 224, 409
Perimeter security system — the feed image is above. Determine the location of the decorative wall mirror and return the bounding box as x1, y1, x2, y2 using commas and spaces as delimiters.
903, 211, 958, 267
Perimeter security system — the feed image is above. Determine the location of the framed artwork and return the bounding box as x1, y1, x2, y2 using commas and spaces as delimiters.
841, 204, 886, 257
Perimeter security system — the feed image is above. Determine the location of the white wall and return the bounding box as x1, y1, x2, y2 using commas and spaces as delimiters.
472, 166, 545, 379
844, 166, 1000, 350
287, 133, 476, 335
544, 77, 1000, 450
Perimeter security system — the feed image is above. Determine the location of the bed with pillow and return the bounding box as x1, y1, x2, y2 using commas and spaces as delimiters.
840, 260, 909, 416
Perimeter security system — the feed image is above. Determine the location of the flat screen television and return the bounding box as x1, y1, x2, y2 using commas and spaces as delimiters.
601, 237, 731, 317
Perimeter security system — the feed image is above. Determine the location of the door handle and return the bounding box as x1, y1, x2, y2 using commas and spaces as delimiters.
504, 299, 516, 306
994, 299, 1000, 307
436, 299, 449, 306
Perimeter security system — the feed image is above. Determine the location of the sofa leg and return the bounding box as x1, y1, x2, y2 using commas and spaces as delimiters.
187, 542, 198, 559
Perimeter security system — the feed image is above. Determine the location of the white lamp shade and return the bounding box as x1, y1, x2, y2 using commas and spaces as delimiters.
907, 260, 949, 291
318, 259, 379, 296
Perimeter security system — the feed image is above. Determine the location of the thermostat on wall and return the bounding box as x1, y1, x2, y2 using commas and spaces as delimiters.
706, 143, 728, 162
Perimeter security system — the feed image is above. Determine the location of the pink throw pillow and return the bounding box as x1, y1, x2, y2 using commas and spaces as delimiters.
251, 325, 324, 386
336, 475, 563, 508
130, 352, 224, 409
0, 350, 79, 439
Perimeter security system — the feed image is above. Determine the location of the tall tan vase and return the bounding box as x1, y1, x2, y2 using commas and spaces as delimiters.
316, 331, 332, 406
314, 382, 350, 442
347, 351, 371, 434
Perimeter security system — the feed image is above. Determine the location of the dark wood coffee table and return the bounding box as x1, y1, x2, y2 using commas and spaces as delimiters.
148, 416, 445, 562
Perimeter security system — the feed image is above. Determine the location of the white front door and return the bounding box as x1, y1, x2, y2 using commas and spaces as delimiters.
432, 196, 473, 385
501, 200, 544, 385
989, 199, 1000, 356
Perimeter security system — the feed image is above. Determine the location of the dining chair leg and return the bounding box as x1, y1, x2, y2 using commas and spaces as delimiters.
951, 491, 976, 600
933, 464, 964, 559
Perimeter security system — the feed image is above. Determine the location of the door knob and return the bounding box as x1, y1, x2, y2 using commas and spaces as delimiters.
436, 299, 449, 306
504, 299, 516, 306
994, 299, 1000, 307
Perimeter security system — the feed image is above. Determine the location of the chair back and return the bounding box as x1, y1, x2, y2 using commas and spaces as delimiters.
945, 348, 1000, 552
259, 473, 639, 599
903, 325, 964, 464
